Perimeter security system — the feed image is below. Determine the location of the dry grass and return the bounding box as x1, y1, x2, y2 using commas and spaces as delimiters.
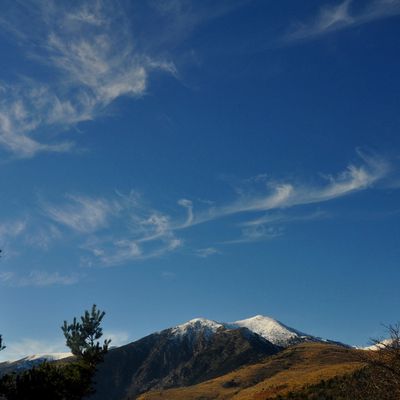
138, 343, 364, 400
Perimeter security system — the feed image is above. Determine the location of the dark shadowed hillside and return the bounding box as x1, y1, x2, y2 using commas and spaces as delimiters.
91, 322, 279, 400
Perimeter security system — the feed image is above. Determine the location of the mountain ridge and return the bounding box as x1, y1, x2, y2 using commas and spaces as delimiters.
168, 314, 347, 348
0, 314, 350, 400
0, 314, 347, 372
88, 314, 347, 399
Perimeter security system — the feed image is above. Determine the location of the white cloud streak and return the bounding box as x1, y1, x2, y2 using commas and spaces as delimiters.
38, 153, 390, 263
178, 198, 194, 227
83, 234, 182, 267
44, 194, 119, 233
55, 191, 186, 266
192, 152, 389, 225
0, 154, 390, 266
24, 224, 62, 250
146, 0, 250, 48
0, 0, 175, 157
0, 83, 75, 157
285, 0, 400, 42
223, 225, 284, 245
0, 219, 27, 243
226, 210, 326, 245
0, 219, 28, 258
243, 209, 328, 228
195, 247, 221, 258
0, 270, 81, 287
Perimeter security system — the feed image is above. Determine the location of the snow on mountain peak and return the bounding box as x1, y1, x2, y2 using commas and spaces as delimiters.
171, 318, 223, 338
363, 339, 394, 351
168, 315, 321, 347
228, 315, 310, 347
24, 352, 72, 361
0, 352, 73, 374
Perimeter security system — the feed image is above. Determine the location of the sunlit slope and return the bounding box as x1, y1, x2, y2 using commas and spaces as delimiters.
138, 343, 364, 400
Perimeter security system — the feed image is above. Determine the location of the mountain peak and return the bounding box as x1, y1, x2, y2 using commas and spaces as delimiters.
169, 315, 327, 348
242, 315, 277, 322
171, 318, 223, 338
229, 315, 308, 347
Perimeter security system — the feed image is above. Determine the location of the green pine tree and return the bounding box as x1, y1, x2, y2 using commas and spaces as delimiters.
62, 304, 111, 369
0, 335, 5, 352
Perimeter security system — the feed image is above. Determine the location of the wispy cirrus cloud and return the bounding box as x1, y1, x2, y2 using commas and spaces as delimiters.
227, 210, 327, 244
285, 0, 400, 42
192, 152, 389, 226
0, 84, 75, 157
0, 219, 28, 258
42, 191, 183, 266
0, 270, 81, 287
195, 247, 221, 258
177, 199, 194, 227
0, 0, 175, 158
0, 153, 392, 266
24, 224, 62, 250
243, 209, 328, 228
223, 225, 284, 245
99, 154, 390, 255
0, 219, 27, 243
44, 194, 120, 233
81, 215, 182, 267
146, 0, 250, 48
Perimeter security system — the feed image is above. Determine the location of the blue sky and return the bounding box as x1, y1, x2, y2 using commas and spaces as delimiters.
1, 0, 400, 360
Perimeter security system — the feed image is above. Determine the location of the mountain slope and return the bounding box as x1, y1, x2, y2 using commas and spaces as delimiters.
138, 342, 364, 400
91, 319, 280, 400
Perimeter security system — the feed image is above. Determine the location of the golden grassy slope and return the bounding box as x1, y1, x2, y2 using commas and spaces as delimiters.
138, 343, 364, 400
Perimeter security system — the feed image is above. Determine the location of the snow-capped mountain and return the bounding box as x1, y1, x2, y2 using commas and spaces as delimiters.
92, 318, 279, 400
0, 352, 72, 376
91, 315, 346, 400
363, 339, 394, 351
170, 318, 223, 339
22, 352, 72, 362
228, 315, 320, 347
170, 315, 336, 348
1, 315, 340, 370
